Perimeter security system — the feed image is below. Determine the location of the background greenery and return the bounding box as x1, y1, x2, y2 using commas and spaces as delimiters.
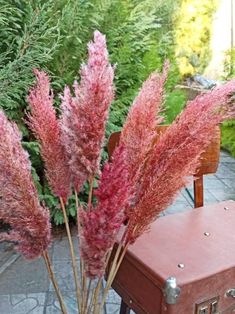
174, 0, 218, 76
221, 48, 235, 157
0, 0, 233, 224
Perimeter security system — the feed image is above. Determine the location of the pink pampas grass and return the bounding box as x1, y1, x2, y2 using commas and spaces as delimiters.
120, 61, 169, 179
60, 30, 115, 192
126, 79, 235, 243
0, 111, 51, 259
27, 69, 71, 201
79, 146, 131, 278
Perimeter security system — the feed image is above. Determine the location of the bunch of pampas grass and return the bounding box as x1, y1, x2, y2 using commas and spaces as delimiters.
0, 30, 234, 314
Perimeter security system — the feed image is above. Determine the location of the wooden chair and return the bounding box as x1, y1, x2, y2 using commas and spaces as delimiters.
107, 125, 221, 314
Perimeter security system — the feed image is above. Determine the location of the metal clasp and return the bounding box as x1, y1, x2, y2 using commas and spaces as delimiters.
163, 277, 181, 304
226, 288, 235, 298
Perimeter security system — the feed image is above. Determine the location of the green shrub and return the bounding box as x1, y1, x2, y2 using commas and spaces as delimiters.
174, 0, 218, 76
164, 89, 187, 124
223, 48, 235, 80
221, 120, 235, 157
220, 48, 235, 157
0, 0, 61, 124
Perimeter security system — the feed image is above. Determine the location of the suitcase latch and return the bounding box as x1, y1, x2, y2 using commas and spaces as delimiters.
195, 297, 219, 314
163, 277, 181, 304
226, 288, 235, 298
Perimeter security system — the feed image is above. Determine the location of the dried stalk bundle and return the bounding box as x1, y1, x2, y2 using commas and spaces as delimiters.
1, 29, 235, 314
26, 30, 115, 314
26, 54, 235, 312
125, 79, 235, 243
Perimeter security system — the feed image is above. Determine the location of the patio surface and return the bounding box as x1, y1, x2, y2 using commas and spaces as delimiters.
0, 150, 234, 314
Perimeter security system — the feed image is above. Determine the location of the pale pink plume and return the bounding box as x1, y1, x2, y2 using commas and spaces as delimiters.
60, 30, 115, 192
0, 111, 51, 258
27, 69, 71, 201
120, 61, 169, 179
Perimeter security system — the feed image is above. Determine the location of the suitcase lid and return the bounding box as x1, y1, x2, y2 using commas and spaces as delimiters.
127, 200, 235, 287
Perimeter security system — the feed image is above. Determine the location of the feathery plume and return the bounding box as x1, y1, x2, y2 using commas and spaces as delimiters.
0, 111, 51, 258
120, 61, 169, 179
79, 146, 131, 278
27, 69, 71, 201
126, 79, 235, 243
60, 30, 114, 192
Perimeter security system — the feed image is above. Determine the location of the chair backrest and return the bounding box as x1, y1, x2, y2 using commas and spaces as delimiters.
107, 125, 221, 208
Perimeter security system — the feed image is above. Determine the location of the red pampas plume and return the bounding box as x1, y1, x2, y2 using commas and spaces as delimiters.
60, 30, 115, 192
79, 146, 131, 278
120, 61, 169, 179
27, 70, 71, 201
0, 111, 51, 258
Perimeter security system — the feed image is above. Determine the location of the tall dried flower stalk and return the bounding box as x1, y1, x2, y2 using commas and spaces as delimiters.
59, 31, 115, 312
117, 61, 169, 227
59, 197, 82, 313
0, 110, 51, 258
125, 79, 235, 243
60, 30, 115, 193
42, 251, 68, 314
79, 145, 131, 312
79, 146, 130, 279
0, 111, 67, 313
27, 69, 71, 202
27, 71, 81, 311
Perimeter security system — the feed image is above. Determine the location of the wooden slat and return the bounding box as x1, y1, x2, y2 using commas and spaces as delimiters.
193, 176, 204, 208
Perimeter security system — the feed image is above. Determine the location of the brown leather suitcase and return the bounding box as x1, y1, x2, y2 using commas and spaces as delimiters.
111, 200, 235, 314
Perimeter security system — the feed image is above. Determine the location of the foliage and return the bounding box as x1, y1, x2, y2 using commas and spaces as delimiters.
220, 48, 235, 156
174, 0, 218, 76
0, 0, 60, 126
106, 0, 181, 134
46, 0, 96, 86
223, 48, 235, 80
164, 89, 187, 124
163, 61, 187, 124
221, 120, 235, 157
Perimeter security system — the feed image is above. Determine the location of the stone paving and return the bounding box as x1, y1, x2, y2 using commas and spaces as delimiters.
0, 150, 234, 314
